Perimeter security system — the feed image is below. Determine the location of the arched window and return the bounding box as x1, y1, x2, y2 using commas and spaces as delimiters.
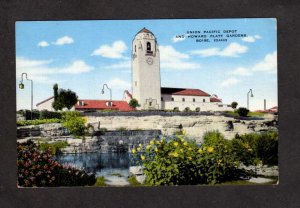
182, 98, 185, 102
135, 45, 136, 52
147, 42, 151, 51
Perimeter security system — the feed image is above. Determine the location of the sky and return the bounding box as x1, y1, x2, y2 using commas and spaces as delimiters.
16, 18, 277, 111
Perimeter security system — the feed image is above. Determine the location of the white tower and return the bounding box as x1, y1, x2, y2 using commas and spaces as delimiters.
132, 28, 161, 110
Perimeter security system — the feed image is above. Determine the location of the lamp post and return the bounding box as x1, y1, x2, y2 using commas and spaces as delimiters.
19, 73, 33, 120
247, 89, 254, 110
101, 84, 112, 107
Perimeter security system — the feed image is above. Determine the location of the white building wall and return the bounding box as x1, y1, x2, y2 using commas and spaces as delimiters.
161, 94, 233, 111
36, 97, 55, 111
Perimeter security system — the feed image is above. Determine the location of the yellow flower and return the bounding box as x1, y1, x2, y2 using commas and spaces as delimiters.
198, 149, 203, 154
150, 140, 155, 145
248, 148, 253, 152
131, 148, 136, 154
188, 156, 192, 160
156, 140, 160, 145
184, 142, 187, 146
137, 147, 141, 151
172, 152, 179, 157
140, 155, 145, 160
207, 147, 214, 153
188, 147, 192, 151
139, 144, 143, 147
181, 138, 185, 142
146, 145, 152, 150
182, 130, 186, 135
180, 149, 184, 153
155, 147, 158, 152
174, 142, 179, 147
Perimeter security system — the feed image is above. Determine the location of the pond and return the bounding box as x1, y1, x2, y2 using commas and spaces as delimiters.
55, 152, 133, 186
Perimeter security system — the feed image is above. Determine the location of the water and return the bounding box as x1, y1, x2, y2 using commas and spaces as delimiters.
55, 152, 131, 186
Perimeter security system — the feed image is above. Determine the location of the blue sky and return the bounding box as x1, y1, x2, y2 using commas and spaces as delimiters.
16, 18, 277, 110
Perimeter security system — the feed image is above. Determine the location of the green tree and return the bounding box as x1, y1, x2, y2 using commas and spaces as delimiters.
129, 98, 140, 109
237, 107, 249, 117
52, 84, 78, 111
231, 101, 238, 109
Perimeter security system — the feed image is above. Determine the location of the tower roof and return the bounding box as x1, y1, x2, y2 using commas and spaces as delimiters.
136, 27, 154, 36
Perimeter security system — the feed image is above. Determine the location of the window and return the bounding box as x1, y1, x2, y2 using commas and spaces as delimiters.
203, 99, 205, 102
135, 45, 136, 52
147, 42, 151, 51
135, 81, 137, 86
172, 97, 174, 101
149, 102, 152, 106
161, 97, 163, 101
182, 98, 185, 102
193, 98, 196, 102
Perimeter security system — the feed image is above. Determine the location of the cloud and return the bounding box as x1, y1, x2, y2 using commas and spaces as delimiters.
172, 35, 186, 43
53, 36, 74, 45
190, 42, 248, 57
252, 51, 277, 73
229, 67, 252, 76
38, 41, 49, 47
16, 57, 93, 83
91, 40, 127, 59
107, 78, 131, 90
242, 35, 262, 43
159, 45, 200, 71
220, 77, 240, 87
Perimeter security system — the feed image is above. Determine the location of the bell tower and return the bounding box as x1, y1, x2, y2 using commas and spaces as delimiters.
132, 27, 161, 109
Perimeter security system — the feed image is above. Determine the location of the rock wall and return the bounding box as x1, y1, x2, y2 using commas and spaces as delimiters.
87, 114, 278, 142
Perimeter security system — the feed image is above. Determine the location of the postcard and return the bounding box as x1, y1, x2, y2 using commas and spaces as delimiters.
16, 18, 278, 187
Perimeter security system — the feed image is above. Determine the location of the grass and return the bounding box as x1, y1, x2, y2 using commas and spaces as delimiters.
17, 118, 62, 126
38, 141, 68, 155
128, 176, 143, 186
94, 176, 106, 187
225, 111, 266, 118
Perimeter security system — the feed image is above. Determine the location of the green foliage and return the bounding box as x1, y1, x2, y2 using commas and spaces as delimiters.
132, 134, 251, 186
17, 141, 96, 187
17, 118, 61, 126
39, 110, 62, 119
61, 111, 86, 136
231, 101, 238, 109
94, 176, 106, 187
129, 98, 140, 109
128, 176, 142, 186
52, 83, 78, 111
116, 127, 127, 131
38, 141, 68, 155
17, 109, 40, 120
237, 107, 250, 117
232, 131, 278, 166
202, 131, 225, 146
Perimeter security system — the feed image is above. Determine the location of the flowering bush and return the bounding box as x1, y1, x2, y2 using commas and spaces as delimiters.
132, 133, 251, 185
17, 140, 96, 187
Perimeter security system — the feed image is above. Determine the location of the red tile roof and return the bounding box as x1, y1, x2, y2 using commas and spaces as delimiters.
210, 97, 222, 102
75, 100, 134, 111
124, 90, 133, 99
161, 87, 210, 97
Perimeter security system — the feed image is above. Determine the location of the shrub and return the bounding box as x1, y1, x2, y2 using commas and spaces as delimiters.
129, 99, 140, 109
237, 107, 249, 117
128, 176, 142, 186
17, 141, 96, 187
61, 111, 86, 136
94, 176, 106, 187
17, 118, 61, 126
132, 135, 251, 185
231, 101, 238, 109
39, 110, 62, 119
17, 109, 40, 120
232, 131, 278, 166
38, 141, 68, 155
202, 131, 225, 146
